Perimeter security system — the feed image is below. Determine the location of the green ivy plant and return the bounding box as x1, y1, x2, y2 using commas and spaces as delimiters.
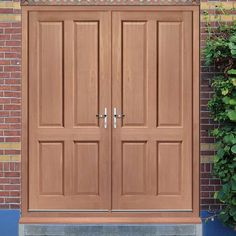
203, 9, 236, 228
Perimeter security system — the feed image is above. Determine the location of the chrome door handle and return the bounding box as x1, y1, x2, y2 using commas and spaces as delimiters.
96, 107, 107, 128
113, 108, 125, 128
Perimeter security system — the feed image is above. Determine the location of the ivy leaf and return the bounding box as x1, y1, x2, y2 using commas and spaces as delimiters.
231, 49, 236, 58
214, 191, 219, 199
227, 110, 236, 121
232, 181, 236, 191
229, 98, 236, 105
231, 145, 236, 154
217, 148, 225, 158
219, 211, 230, 223
231, 78, 236, 86
222, 88, 229, 95
223, 96, 230, 104
232, 198, 236, 206
229, 206, 236, 216
224, 135, 234, 144
229, 42, 236, 50
214, 155, 220, 163
228, 69, 236, 75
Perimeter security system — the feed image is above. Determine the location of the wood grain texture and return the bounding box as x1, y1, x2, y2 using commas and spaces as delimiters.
158, 22, 182, 127
112, 10, 193, 210
39, 22, 64, 127
39, 142, 64, 195
73, 142, 99, 195
74, 21, 99, 127
28, 11, 111, 211
122, 142, 146, 195
122, 22, 147, 126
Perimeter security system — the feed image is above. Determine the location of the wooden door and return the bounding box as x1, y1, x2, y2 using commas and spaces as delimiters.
112, 11, 193, 211
28, 11, 111, 211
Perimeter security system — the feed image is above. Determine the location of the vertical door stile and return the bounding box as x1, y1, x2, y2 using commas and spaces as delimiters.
99, 11, 112, 210
28, 12, 39, 209
147, 19, 157, 196
111, 11, 121, 209
182, 11, 193, 207
64, 20, 74, 197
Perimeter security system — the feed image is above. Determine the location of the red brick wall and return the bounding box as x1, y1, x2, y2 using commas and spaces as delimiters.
0, 0, 233, 212
0, 0, 21, 209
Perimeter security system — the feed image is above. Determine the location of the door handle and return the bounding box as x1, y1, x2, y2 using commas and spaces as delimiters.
96, 107, 107, 128
113, 108, 125, 128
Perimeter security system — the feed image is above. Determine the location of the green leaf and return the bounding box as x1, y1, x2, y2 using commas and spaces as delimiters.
229, 206, 236, 216
232, 181, 236, 191
231, 78, 236, 86
232, 198, 236, 205
214, 155, 220, 163
224, 135, 234, 144
228, 69, 236, 75
227, 110, 236, 121
217, 148, 225, 158
219, 211, 230, 223
214, 191, 218, 199
223, 96, 231, 104
229, 98, 236, 105
231, 145, 236, 154
222, 88, 229, 96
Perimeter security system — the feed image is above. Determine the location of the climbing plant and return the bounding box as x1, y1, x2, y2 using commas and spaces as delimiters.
203, 7, 236, 228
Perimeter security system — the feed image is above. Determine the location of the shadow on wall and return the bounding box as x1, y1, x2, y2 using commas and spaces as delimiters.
201, 211, 236, 236
0, 210, 20, 236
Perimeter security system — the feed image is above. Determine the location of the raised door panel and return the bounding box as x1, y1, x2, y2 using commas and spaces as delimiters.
158, 22, 182, 127
73, 142, 99, 195
122, 142, 147, 195
74, 22, 99, 127
112, 11, 193, 211
122, 22, 147, 126
157, 142, 182, 195
28, 11, 111, 211
39, 142, 64, 195
39, 22, 64, 127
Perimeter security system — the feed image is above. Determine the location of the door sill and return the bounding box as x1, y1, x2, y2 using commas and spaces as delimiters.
19, 216, 201, 224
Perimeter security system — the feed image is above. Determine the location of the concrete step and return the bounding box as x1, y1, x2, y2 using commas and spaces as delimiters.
19, 224, 202, 236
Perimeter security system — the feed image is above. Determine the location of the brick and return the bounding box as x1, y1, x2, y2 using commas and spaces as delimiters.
5, 198, 20, 204
4, 185, 20, 191
5, 28, 21, 34
4, 172, 20, 178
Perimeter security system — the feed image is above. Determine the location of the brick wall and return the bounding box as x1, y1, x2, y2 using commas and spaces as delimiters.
0, 0, 21, 209
0, 0, 234, 212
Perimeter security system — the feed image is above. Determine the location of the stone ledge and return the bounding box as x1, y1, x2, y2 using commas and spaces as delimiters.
19, 224, 202, 236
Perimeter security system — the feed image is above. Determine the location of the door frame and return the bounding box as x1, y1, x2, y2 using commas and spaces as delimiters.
21, 5, 200, 224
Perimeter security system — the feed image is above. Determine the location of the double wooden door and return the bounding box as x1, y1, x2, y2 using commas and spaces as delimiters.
27, 9, 197, 213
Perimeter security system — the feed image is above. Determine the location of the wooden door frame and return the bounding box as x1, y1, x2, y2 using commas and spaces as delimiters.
21, 5, 200, 224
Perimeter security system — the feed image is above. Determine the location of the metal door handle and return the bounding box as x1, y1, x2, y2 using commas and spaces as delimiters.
96, 108, 107, 128
113, 108, 125, 128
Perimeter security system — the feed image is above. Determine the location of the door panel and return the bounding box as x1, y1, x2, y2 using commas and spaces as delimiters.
39, 22, 64, 127
73, 142, 99, 195
74, 21, 99, 127
122, 142, 147, 195
112, 11, 193, 211
39, 142, 64, 195
122, 22, 147, 127
28, 11, 111, 210
158, 22, 182, 127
